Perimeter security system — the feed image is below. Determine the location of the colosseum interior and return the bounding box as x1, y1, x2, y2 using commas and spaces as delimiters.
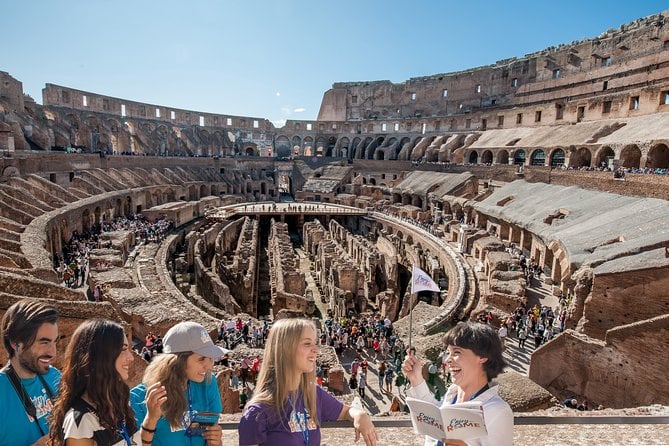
1, 8, 668, 425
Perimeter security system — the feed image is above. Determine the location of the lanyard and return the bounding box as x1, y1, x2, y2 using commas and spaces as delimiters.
450, 383, 489, 405
182, 382, 195, 428
118, 419, 132, 446
287, 394, 310, 446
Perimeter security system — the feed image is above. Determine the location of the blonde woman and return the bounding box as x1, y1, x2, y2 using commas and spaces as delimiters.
238, 318, 378, 445
130, 322, 227, 446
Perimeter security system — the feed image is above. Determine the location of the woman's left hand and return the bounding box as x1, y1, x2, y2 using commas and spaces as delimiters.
352, 411, 379, 446
202, 424, 223, 446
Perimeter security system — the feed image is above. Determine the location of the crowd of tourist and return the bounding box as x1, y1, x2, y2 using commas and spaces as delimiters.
54, 214, 174, 297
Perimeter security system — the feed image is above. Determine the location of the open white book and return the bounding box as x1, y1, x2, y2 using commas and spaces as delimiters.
405, 397, 487, 442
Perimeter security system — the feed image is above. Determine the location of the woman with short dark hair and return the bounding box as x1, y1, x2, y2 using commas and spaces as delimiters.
402, 321, 513, 446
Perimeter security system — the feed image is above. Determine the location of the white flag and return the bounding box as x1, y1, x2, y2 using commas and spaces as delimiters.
411, 266, 440, 294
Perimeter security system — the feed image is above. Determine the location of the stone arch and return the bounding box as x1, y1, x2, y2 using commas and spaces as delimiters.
530, 149, 546, 166
93, 206, 102, 228
468, 151, 479, 164
570, 147, 592, 167
81, 209, 91, 233
152, 189, 162, 206
350, 138, 361, 159
398, 137, 411, 159
200, 184, 209, 198
620, 144, 641, 169
392, 192, 402, 204
337, 137, 350, 158
245, 146, 256, 156
452, 203, 464, 221
144, 191, 153, 209
549, 148, 566, 167
275, 135, 291, 158
412, 195, 423, 208
326, 137, 337, 157
646, 143, 669, 168
358, 137, 373, 159
481, 150, 493, 165
594, 146, 615, 168
291, 135, 302, 155
315, 137, 327, 156
303, 136, 314, 156
367, 136, 384, 160
496, 149, 509, 165
513, 149, 526, 165
188, 184, 198, 201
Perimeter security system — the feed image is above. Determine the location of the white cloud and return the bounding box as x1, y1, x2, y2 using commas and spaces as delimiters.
293, 107, 306, 113
281, 107, 292, 115
276, 92, 281, 97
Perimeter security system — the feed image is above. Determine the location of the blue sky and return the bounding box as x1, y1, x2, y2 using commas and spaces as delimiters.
2, 1, 668, 127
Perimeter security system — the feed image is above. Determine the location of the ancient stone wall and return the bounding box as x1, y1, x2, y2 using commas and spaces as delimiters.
579, 262, 669, 339
318, 11, 669, 125
268, 219, 309, 314
193, 221, 245, 314
0, 71, 24, 113
529, 314, 669, 407
215, 217, 258, 315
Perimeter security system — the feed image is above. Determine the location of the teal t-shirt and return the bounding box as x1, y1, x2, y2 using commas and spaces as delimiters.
130, 376, 222, 446
0, 366, 61, 446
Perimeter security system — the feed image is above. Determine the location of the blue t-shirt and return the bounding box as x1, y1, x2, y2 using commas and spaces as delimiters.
238, 385, 344, 446
0, 366, 61, 446
130, 376, 222, 446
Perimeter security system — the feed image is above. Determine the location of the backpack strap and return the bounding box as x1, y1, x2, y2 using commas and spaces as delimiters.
1, 363, 49, 436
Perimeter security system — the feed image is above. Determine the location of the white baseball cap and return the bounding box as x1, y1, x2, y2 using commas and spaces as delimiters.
162, 321, 229, 359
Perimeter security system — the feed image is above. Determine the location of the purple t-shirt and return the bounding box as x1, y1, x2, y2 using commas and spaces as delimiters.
238, 385, 344, 445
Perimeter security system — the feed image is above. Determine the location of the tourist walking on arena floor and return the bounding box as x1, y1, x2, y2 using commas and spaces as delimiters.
358, 372, 367, 399
238, 318, 378, 445
517, 325, 528, 349
0, 299, 60, 446
47, 319, 139, 445
402, 321, 513, 446
378, 361, 387, 390
131, 321, 226, 446
384, 364, 395, 394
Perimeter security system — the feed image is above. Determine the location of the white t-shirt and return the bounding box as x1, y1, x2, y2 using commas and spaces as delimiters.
62, 400, 141, 446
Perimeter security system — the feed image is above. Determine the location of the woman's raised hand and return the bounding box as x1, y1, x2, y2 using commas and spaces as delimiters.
401, 350, 424, 387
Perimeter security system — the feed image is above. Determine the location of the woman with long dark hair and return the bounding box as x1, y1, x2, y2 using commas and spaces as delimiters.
48, 319, 138, 446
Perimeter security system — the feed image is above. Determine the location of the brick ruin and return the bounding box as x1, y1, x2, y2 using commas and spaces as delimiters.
1, 9, 669, 410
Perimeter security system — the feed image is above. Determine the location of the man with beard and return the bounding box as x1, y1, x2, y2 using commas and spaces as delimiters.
0, 299, 60, 446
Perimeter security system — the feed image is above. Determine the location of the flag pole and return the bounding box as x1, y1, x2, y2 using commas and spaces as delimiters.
408, 265, 440, 354
409, 291, 414, 352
